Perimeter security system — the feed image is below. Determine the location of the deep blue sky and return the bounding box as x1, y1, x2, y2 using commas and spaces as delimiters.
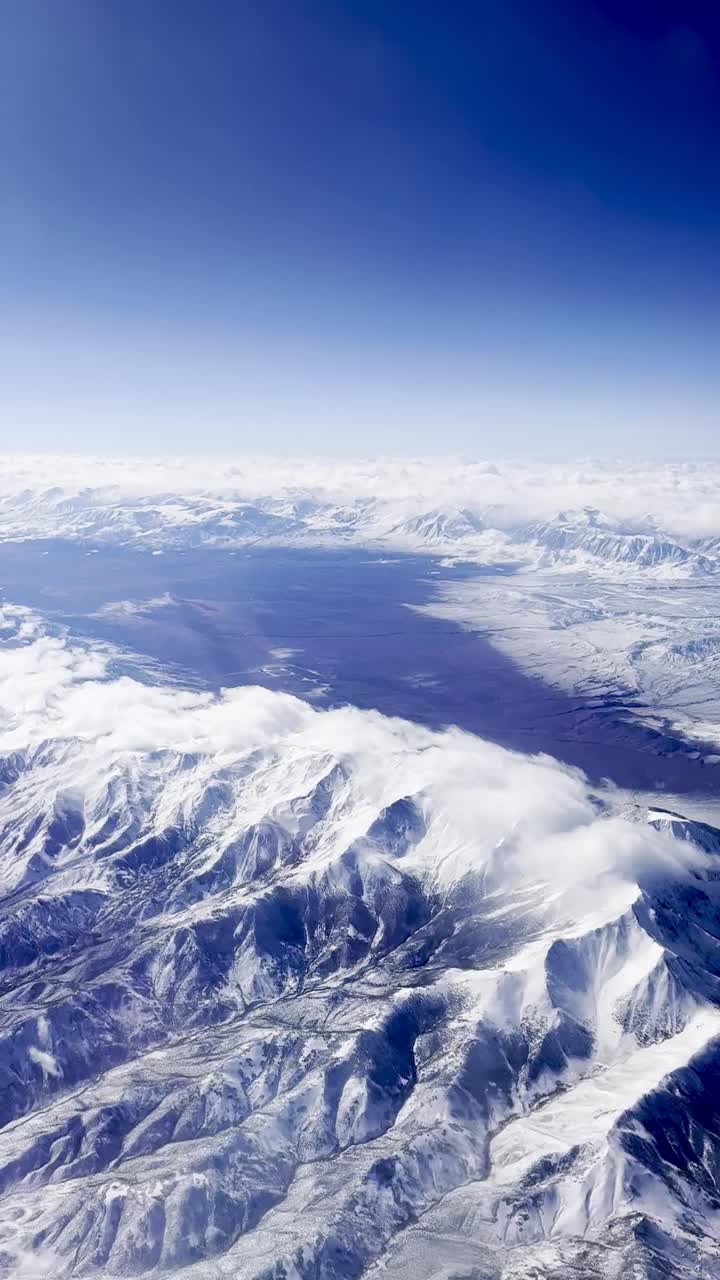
1, 0, 719, 455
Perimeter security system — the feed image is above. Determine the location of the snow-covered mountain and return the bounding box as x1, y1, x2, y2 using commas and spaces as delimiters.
2, 607, 720, 1277
1, 456, 720, 577
385, 506, 486, 548
522, 508, 719, 577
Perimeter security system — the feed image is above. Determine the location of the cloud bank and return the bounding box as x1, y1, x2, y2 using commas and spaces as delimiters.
1, 454, 720, 546
0, 604, 702, 903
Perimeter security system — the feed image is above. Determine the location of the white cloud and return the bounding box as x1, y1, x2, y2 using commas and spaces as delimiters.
0, 612, 703, 904
28, 1046, 61, 1079
93, 592, 175, 620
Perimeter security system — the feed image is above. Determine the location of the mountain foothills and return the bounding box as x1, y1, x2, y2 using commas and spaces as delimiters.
1, 459, 720, 1278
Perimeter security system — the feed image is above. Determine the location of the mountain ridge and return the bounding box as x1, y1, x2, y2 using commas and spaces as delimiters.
0, 608, 719, 1277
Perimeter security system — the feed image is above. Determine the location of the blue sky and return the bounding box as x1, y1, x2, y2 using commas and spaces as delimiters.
1, 0, 719, 455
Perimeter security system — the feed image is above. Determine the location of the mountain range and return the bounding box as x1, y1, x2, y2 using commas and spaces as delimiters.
0, 606, 720, 1277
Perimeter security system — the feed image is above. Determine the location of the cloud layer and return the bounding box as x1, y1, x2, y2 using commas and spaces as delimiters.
0, 604, 702, 903
1, 454, 720, 545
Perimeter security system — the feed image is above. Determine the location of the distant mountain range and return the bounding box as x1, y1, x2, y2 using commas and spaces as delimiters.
1, 456, 720, 578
